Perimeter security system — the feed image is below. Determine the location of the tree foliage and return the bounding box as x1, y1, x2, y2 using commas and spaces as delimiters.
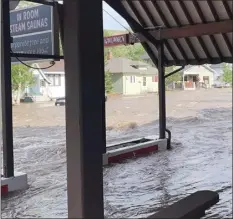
222, 63, 232, 84
11, 64, 35, 91
17, 0, 38, 9
104, 53, 113, 93
164, 66, 183, 86
59, 30, 145, 62
105, 70, 113, 93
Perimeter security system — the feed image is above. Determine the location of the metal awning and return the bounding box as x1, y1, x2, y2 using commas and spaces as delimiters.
105, 0, 233, 67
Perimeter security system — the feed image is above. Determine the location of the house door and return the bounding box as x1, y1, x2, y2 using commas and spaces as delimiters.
140, 76, 147, 93
183, 75, 195, 90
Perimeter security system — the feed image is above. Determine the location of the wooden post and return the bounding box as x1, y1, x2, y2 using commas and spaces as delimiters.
63, 0, 105, 217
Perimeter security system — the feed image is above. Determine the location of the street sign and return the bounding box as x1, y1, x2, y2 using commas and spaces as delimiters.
10, 4, 59, 63
103, 33, 142, 47
104, 34, 127, 47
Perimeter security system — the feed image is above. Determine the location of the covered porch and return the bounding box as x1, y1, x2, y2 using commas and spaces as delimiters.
183, 74, 199, 90
1, 0, 232, 218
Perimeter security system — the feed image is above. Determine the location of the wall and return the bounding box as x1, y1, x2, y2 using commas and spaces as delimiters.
111, 73, 123, 94
123, 73, 158, 95
142, 74, 158, 93
43, 73, 65, 98
123, 73, 141, 95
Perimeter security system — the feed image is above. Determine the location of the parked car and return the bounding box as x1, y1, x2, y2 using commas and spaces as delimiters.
55, 97, 65, 106
55, 93, 107, 106
213, 82, 231, 88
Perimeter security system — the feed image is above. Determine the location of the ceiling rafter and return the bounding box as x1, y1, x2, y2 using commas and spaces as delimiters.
139, 0, 178, 64
164, 0, 203, 62
151, 0, 188, 62
206, 0, 233, 57
177, 0, 212, 62
104, 0, 233, 66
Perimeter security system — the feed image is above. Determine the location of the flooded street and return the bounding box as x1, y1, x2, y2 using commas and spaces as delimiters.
1, 89, 232, 218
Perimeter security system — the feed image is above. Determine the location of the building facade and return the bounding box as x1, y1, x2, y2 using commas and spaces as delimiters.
25, 61, 65, 101
106, 57, 158, 95
182, 65, 215, 90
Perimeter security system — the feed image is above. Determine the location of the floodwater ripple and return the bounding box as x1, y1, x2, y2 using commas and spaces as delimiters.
1, 107, 232, 218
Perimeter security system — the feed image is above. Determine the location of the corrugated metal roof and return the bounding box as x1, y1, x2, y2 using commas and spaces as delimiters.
105, 0, 233, 67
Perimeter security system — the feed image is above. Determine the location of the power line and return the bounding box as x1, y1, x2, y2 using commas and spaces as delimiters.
102, 8, 131, 33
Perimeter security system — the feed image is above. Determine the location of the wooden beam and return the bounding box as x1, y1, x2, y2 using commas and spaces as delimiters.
156, 19, 233, 40
134, 20, 233, 41
103, 20, 232, 48
64, 0, 105, 217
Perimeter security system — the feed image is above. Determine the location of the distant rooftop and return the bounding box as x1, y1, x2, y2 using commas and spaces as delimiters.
105, 57, 158, 75
36, 60, 65, 73
106, 0, 232, 66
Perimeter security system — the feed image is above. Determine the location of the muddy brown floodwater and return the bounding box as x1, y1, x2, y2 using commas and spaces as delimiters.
1, 88, 232, 218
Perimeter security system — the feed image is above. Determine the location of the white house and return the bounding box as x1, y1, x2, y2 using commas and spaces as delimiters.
26, 60, 65, 101
105, 57, 158, 95
182, 65, 215, 90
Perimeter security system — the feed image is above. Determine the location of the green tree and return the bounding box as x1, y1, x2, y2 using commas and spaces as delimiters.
165, 66, 183, 87
105, 70, 113, 93
222, 63, 232, 84
17, 0, 38, 9
104, 53, 113, 93
11, 64, 35, 104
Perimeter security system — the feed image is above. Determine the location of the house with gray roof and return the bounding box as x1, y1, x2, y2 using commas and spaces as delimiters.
141, 53, 218, 90
105, 57, 158, 95
23, 60, 66, 102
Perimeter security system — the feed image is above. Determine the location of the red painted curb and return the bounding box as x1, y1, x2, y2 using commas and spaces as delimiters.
1, 185, 8, 195
108, 145, 158, 163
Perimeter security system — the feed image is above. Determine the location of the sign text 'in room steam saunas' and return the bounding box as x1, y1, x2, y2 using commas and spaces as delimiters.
10, 5, 52, 36
10, 5, 58, 63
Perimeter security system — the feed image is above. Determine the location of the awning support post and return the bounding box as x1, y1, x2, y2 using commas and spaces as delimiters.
63, 0, 105, 217
157, 31, 166, 140
1, 0, 14, 178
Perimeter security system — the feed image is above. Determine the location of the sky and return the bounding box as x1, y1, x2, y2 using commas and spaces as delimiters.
103, 2, 129, 30
18, 1, 128, 30
55, 1, 130, 30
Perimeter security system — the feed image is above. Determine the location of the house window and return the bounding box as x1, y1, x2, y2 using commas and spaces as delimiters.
152, 75, 158, 82
48, 74, 61, 86
143, 76, 146, 86
54, 75, 61, 86
130, 75, 136, 83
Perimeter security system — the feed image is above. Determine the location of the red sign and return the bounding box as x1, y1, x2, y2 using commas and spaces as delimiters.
104, 34, 127, 47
